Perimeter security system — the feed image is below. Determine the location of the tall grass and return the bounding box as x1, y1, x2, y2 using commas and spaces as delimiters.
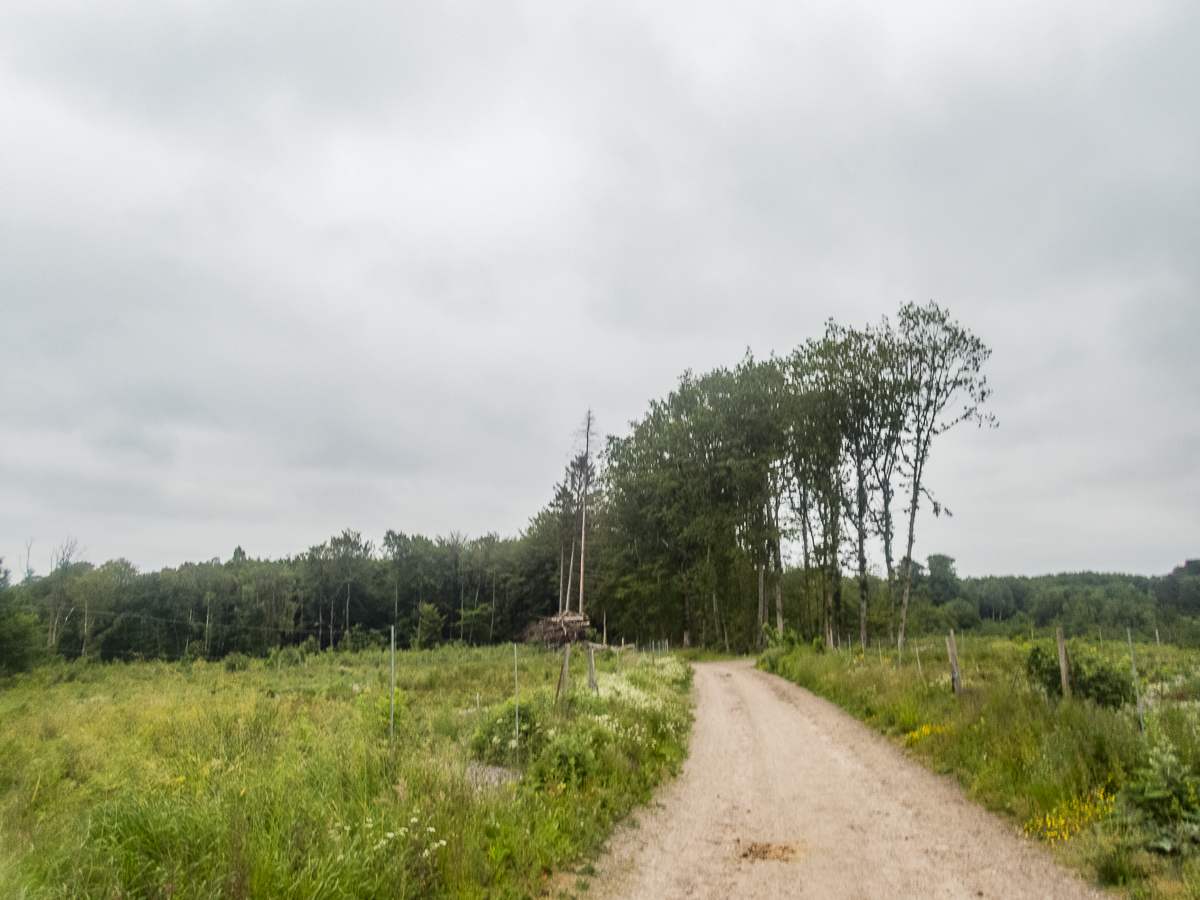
0, 645, 692, 899
759, 636, 1200, 897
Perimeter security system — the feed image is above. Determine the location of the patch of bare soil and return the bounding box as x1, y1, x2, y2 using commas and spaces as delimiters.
587, 660, 1104, 900
741, 840, 805, 861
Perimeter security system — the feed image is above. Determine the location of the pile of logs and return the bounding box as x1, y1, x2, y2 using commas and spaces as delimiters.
523, 611, 591, 647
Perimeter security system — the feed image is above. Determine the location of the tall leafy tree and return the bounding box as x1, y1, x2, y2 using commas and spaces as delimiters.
895, 302, 994, 653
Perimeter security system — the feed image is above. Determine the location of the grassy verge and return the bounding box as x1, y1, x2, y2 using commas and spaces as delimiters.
0, 645, 692, 899
758, 636, 1200, 898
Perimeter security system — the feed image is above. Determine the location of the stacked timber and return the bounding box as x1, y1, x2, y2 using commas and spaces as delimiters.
523, 611, 590, 647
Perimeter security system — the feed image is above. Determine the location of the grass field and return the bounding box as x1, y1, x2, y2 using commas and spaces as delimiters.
759, 635, 1200, 898
0, 644, 693, 899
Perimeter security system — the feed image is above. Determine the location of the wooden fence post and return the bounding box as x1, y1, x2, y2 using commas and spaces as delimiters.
946, 630, 962, 696
588, 645, 597, 692
1056, 627, 1071, 698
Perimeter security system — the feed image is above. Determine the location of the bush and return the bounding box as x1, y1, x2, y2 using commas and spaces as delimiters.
1071, 645, 1134, 709
1027, 643, 1064, 696
530, 729, 601, 788
224, 652, 251, 672
1026, 642, 1133, 708
338, 626, 384, 653
0, 588, 43, 676
945, 598, 981, 632
412, 604, 444, 650
181, 641, 206, 663
267, 645, 303, 668
470, 696, 545, 766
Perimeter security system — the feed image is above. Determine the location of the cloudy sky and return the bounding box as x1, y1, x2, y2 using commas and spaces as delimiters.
2, 0, 1196, 579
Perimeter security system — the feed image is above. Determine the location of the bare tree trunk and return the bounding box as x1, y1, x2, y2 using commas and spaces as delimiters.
712, 590, 722, 652
774, 539, 784, 637
558, 543, 565, 614
579, 486, 588, 616
854, 458, 870, 651
824, 572, 834, 647
565, 538, 576, 614
757, 564, 765, 646
345, 582, 351, 639
896, 457, 924, 653
578, 408, 594, 616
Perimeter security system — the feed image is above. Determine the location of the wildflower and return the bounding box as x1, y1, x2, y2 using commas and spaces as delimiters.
428, 827, 436, 833
386, 832, 394, 838
410, 817, 418, 823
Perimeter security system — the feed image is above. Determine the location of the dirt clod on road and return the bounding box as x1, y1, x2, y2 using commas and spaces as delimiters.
589, 659, 1103, 899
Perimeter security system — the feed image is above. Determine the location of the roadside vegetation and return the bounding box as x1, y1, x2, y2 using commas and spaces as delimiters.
759, 633, 1200, 897
0, 645, 692, 899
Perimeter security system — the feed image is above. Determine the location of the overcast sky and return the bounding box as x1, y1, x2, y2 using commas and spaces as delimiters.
2, 0, 1197, 579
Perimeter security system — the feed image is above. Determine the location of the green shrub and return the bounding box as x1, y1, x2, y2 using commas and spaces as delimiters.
1026, 642, 1133, 708
531, 730, 601, 788
412, 604, 444, 650
470, 695, 547, 766
1026, 643, 1065, 696
1, 644, 692, 900
1070, 645, 1133, 709
223, 652, 251, 672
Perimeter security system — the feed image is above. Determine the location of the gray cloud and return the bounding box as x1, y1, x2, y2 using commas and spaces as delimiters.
1, 0, 1197, 576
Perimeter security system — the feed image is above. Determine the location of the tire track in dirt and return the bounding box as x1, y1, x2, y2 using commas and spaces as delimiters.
589, 659, 1103, 899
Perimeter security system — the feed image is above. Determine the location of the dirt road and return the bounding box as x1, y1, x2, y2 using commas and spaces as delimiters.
590, 659, 1102, 899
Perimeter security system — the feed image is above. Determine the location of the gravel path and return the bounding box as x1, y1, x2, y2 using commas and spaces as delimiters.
590, 659, 1104, 900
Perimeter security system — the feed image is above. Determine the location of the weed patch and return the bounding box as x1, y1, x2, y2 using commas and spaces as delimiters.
0, 645, 692, 899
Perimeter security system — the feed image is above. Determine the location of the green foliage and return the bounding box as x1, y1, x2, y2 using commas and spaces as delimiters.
222, 651, 251, 672
340, 625, 385, 653
267, 645, 304, 668
1126, 739, 1200, 827
0, 645, 692, 899
412, 603, 444, 650
0, 566, 43, 675
1025, 641, 1133, 708
1026, 643, 1065, 697
1071, 645, 1134, 709
759, 636, 1200, 894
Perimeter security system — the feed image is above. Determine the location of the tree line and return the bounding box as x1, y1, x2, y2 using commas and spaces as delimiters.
2, 302, 1197, 672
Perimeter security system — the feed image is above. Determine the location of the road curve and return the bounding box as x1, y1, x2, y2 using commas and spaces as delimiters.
590, 659, 1102, 900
